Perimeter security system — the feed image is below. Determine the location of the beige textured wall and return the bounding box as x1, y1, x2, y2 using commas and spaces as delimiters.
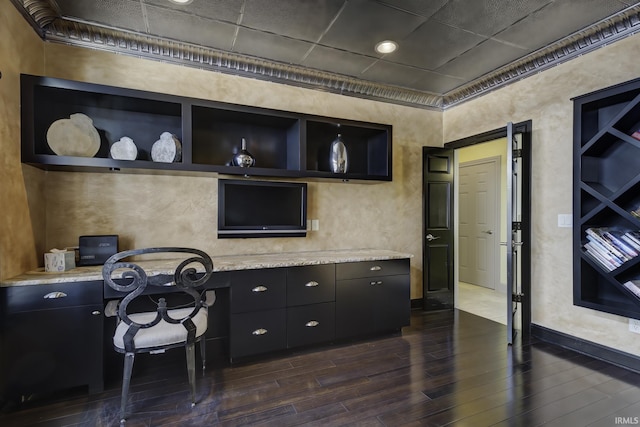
36, 44, 441, 299
0, 1, 46, 281
443, 34, 640, 356
5, 1, 639, 357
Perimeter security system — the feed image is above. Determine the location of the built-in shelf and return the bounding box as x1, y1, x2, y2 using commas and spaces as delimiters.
573, 77, 640, 319
21, 74, 392, 182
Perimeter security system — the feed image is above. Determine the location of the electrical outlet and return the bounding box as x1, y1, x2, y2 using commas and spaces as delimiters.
629, 318, 640, 334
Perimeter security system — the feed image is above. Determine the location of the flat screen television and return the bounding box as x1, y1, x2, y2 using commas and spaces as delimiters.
218, 179, 307, 238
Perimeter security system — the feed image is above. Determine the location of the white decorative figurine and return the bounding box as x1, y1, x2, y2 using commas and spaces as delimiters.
110, 136, 138, 160
151, 132, 182, 163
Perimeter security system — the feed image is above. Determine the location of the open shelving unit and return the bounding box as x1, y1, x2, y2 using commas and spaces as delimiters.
573, 77, 640, 319
21, 74, 392, 182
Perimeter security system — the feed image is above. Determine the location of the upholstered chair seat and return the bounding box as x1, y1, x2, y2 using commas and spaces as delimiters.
113, 306, 208, 351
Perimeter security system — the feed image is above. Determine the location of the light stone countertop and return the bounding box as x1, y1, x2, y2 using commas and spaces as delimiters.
1, 249, 413, 287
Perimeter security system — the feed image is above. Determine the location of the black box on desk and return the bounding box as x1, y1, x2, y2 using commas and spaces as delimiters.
79, 235, 118, 266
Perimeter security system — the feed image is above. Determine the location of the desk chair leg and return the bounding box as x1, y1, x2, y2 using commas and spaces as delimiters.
200, 338, 206, 371
121, 352, 135, 423
186, 343, 196, 406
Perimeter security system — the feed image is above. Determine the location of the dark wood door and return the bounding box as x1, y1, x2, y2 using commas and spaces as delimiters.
335, 277, 375, 338
423, 147, 455, 310
2, 305, 103, 397
374, 274, 411, 330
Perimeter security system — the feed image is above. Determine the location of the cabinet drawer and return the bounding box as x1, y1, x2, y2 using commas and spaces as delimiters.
2, 281, 103, 314
230, 268, 286, 313
287, 264, 335, 306
336, 259, 410, 280
230, 309, 286, 358
287, 302, 335, 348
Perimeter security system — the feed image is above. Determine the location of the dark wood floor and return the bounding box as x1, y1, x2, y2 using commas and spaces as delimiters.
2, 309, 639, 426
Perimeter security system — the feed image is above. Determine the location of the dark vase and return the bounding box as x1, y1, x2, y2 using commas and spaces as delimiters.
233, 138, 255, 167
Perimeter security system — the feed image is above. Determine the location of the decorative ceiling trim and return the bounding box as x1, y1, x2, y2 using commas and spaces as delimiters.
442, 3, 640, 109
12, 0, 640, 110
42, 19, 444, 110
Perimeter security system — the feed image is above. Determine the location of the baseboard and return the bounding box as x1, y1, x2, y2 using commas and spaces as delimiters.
531, 324, 640, 374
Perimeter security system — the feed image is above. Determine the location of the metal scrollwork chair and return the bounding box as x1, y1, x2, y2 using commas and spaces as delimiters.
102, 247, 214, 424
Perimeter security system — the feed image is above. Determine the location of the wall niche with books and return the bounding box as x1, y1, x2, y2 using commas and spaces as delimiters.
573, 77, 640, 320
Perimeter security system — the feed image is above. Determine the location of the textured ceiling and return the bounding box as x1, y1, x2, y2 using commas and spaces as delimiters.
13, 0, 640, 109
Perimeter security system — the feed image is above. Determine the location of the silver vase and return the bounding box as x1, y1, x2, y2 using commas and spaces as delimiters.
329, 133, 348, 173
233, 138, 255, 167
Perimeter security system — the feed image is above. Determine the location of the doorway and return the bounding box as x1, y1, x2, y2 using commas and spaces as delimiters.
458, 155, 501, 290
422, 121, 531, 340
457, 146, 506, 324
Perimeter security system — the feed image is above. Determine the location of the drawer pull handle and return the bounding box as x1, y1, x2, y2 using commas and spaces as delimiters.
370, 281, 383, 286
92, 310, 101, 316
370, 265, 382, 271
305, 320, 320, 327
252, 328, 268, 336
305, 281, 319, 287
252, 286, 268, 293
44, 291, 67, 299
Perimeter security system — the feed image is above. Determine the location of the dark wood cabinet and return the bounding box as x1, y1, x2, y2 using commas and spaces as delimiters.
573, 78, 640, 319
286, 264, 335, 306
229, 268, 287, 359
21, 74, 392, 181
228, 260, 410, 360
229, 269, 287, 314
229, 265, 337, 359
286, 264, 336, 348
0, 281, 103, 400
335, 259, 411, 339
230, 309, 287, 359
287, 303, 335, 348
0, 255, 410, 392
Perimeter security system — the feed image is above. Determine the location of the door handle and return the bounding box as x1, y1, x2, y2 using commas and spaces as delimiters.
483, 230, 493, 234
426, 234, 440, 241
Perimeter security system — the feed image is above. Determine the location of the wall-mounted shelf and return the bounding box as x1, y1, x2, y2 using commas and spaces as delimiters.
573, 77, 640, 320
21, 75, 392, 182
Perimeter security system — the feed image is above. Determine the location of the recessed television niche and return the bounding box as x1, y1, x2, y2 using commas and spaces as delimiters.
218, 179, 307, 238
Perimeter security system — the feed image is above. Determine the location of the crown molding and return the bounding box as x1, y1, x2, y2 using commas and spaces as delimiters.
11, 0, 640, 110
442, 3, 640, 109
42, 19, 444, 110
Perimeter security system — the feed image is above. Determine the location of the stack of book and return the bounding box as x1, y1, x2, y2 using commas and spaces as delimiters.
623, 280, 640, 299
583, 227, 640, 271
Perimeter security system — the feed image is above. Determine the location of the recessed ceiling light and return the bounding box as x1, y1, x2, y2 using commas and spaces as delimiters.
168, 0, 193, 4
375, 40, 398, 54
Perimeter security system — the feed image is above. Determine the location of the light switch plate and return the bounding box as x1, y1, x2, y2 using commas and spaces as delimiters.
558, 214, 572, 228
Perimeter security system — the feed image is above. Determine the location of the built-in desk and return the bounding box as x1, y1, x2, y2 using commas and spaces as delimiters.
0, 249, 412, 401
